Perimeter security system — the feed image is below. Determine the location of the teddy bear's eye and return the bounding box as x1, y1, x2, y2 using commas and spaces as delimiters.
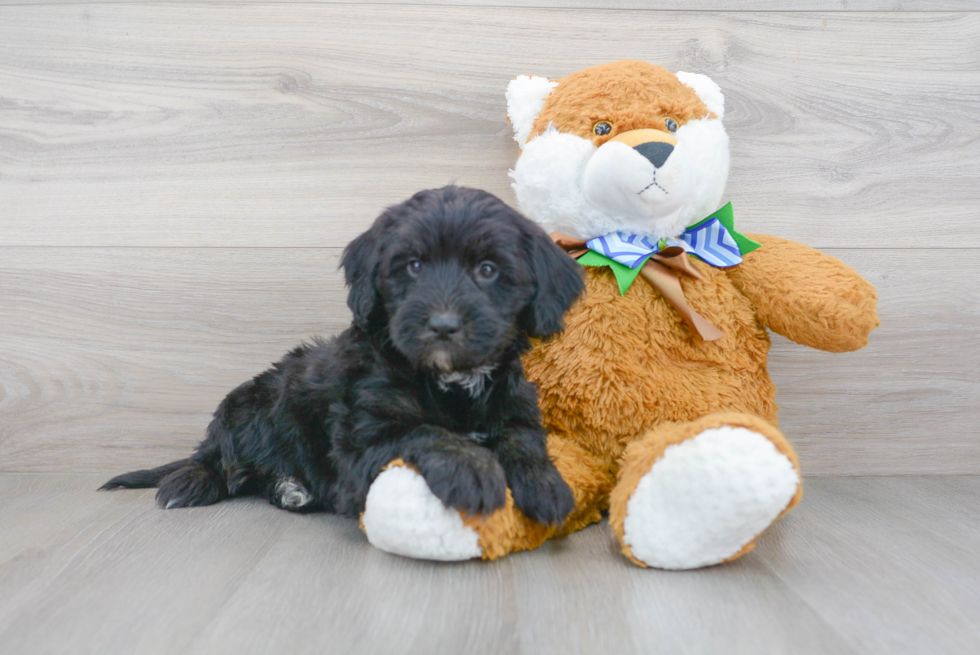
593, 121, 612, 136
665, 118, 679, 133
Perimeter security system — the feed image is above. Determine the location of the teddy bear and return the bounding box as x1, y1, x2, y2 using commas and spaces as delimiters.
360, 60, 880, 569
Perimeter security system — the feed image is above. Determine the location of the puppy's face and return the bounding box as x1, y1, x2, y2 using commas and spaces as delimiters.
342, 186, 584, 374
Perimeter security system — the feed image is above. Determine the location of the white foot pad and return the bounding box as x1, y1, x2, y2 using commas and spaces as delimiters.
623, 426, 799, 570
275, 477, 313, 509
362, 466, 483, 561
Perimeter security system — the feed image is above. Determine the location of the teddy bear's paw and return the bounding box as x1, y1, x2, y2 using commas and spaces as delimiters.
362, 465, 483, 561
622, 426, 799, 570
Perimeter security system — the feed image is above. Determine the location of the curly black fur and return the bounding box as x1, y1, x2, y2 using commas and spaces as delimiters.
101, 186, 584, 525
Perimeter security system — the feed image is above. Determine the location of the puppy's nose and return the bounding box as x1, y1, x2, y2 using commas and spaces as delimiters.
633, 141, 674, 168
428, 312, 462, 338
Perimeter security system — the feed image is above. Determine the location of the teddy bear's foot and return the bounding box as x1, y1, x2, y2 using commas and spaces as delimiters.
609, 412, 802, 570
361, 462, 483, 561
362, 459, 562, 562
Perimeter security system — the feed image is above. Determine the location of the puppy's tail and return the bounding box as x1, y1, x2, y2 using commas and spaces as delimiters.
100, 459, 192, 490
100, 458, 228, 509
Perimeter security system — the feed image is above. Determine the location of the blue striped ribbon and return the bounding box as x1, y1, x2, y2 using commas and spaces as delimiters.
585, 206, 750, 270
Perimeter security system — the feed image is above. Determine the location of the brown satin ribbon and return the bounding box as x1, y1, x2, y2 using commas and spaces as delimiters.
638, 259, 724, 341
551, 233, 590, 260
551, 232, 724, 342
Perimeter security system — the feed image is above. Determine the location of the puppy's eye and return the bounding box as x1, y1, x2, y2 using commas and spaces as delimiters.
476, 261, 498, 281
665, 117, 679, 133
593, 121, 612, 136
406, 259, 423, 277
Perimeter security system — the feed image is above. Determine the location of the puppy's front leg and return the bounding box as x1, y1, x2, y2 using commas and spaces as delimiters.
358, 430, 505, 563
336, 424, 507, 518
494, 427, 575, 526
399, 432, 509, 517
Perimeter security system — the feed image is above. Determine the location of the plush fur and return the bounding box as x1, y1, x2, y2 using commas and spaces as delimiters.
101, 186, 584, 527
511, 61, 878, 568
365, 60, 880, 569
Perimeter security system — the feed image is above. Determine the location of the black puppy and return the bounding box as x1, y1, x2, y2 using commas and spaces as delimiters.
101, 186, 584, 525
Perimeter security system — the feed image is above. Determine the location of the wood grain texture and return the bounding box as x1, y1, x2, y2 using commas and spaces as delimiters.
0, 474, 127, 563
1, 7, 978, 248
187, 510, 521, 655
1, 4, 976, 652
1, 247, 976, 475
1, 474, 978, 655
0, 248, 348, 472
0, 5, 977, 475
0, 476, 296, 655
755, 476, 980, 654
2, 1, 978, 10
506, 521, 859, 655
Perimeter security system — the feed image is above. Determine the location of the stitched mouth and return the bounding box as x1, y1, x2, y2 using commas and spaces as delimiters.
639, 171, 668, 195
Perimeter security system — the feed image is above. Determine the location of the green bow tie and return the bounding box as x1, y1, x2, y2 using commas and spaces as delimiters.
578, 202, 761, 295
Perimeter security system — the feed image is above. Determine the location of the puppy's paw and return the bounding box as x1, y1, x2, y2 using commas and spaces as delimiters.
510, 464, 575, 526
409, 445, 508, 517
156, 462, 227, 509
270, 477, 316, 512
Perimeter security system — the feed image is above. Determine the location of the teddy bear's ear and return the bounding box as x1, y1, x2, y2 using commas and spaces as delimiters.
506, 75, 558, 148
675, 71, 725, 120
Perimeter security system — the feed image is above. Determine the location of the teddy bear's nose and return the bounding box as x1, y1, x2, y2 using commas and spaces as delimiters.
634, 141, 674, 168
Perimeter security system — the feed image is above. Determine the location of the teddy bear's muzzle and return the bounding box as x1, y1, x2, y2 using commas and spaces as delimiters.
582, 131, 693, 232
610, 128, 678, 169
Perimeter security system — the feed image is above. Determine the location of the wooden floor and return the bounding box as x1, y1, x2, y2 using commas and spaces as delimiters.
0, 474, 977, 655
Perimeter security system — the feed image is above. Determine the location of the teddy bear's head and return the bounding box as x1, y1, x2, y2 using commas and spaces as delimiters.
506, 60, 730, 242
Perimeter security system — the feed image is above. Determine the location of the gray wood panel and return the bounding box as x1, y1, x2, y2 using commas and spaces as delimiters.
0, 474, 126, 563
755, 476, 980, 654
0, 247, 348, 473
1, 7, 978, 249
1, 1, 977, 10
1, 247, 976, 475
0, 477, 296, 655
1, 474, 978, 655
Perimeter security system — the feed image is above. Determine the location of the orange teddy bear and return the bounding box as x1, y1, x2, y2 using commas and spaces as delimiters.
361, 60, 879, 569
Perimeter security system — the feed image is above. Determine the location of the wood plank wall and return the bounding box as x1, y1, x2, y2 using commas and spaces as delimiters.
1, 3, 977, 474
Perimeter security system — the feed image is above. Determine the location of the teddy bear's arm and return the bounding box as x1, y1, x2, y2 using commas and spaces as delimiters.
725, 234, 880, 353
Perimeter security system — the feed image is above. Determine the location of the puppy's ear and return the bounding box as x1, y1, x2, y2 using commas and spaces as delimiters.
523, 229, 585, 338
341, 227, 380, 329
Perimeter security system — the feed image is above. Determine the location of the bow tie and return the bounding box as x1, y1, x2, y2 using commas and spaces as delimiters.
583, 202, 760, 280
551, 203, 760, 342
